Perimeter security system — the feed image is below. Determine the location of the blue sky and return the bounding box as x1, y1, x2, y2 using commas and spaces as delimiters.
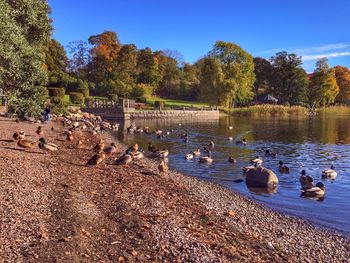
49, 0, 350, 72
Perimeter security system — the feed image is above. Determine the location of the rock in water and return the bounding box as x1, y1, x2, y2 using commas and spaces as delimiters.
244, 166, 278, 188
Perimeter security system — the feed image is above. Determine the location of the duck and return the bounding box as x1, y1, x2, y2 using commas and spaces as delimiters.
228, 156, 237, 163
115, 154, 132, 165
126, 144, 139, 155
103, 143, 117, 156
72, 121, 80, 129
131, 151, 144, 160
185, 153, 194, 160
236, 138, 247, 145
66, 130, 74, 141
93, 139, 105, 153
158, 160, 169, 173
18, 139, 35, 148
229, 126, 233, 130
38, 138, 58, 152
86, 150, 106, 166
265, 149, 277, 158
199, 151, 213, 163
299, 170, 314, 189
278, 161, 290, 173
193, 149, 201, 157
250, 156, 262, 166
321, 165, 337, 180
228, 137, 233, 141
156, 148, 169, 159
208, 141, 215, 149
301, 182, 326, 198
13, 131, 25, 140
148, 142, 158, 153
36, 126, 44, 136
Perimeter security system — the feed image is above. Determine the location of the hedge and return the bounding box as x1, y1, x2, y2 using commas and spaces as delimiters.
69, 92, 84, 105
77, 88, 89, 98
47, 87, 65, 98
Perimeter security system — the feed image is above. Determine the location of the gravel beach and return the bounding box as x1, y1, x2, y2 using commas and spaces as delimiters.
0, 116, 349, 262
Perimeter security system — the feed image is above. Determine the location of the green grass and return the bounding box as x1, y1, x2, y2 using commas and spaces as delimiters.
145, 97, 209, 108
317, 106, 350, 115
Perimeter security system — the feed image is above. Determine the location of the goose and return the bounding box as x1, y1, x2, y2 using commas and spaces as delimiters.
185, 153, 194, 160
36, 126, 44, 136
228, 156, 237, 163
193, 149, 201, 157
321, 165, 337, 180
299, 170, 314, 189
158, 160, 169, 173
250, 156, 262, 166
156, 148, 169, 159
87, 150, 106, 166
38, 138, 58, 152
115, 154, 132, 165
103, 143, 117, 156
301, 182, 326, 198
278, 161, 290, 173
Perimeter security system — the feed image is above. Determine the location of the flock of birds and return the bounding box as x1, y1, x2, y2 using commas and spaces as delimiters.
9, 116, 338, 199
124, 123, 338, 199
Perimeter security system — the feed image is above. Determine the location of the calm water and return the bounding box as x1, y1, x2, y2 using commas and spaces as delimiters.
114, 113, 350, 236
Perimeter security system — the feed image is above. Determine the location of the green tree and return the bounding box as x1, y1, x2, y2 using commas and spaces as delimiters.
253, 57, 273, 98
0, 0, 52, 118
136, 48, 161, 86
309, 58, 339, 106
270, 52, 309, 105
208, 41, 255, 106
334, 66, 350, 104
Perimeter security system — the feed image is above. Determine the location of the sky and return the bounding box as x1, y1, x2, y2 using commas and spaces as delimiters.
49, 0, 350, 72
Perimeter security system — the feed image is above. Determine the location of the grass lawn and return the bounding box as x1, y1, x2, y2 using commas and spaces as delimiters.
146, 97, 209, 108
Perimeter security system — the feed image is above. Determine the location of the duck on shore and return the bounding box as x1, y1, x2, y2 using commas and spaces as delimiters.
103, 143, 117, 156
93, 139, 105, 153
156, 148, 169, 159
115, 154, 132, 165
36, 126, 44, 136
66, 130, 74, 141
278, 161, 290, 173
18, 138, 35, 148
126, 144, 138, 155
158, 160, 169, 173
322, 165, 337, 180
13, 131, 25, 141
38, 138, 58, 152
87, 150, 106, 166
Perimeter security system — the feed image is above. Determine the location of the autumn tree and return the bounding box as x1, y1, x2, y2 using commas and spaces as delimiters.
136, 48, 161, 87
270, 52, 309, 105
0, 0, 52, 117
334, 66, 350, 104
87, 31, 121, 83
309, 58, 339, 106
253, 57, 273, 98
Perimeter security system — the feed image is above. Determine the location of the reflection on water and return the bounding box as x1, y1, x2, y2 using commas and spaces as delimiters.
114, 114, 350, 236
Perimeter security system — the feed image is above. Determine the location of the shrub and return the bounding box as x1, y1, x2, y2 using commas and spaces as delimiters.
154, 100, 165, 108
69, 92, 84, 105
47, 87, 65, 98
77, 88, 89, 98
50, 96, 67, 116
107, 93, 118, 101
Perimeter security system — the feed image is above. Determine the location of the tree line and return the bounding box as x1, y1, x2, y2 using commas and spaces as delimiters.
1, 0, 350, 117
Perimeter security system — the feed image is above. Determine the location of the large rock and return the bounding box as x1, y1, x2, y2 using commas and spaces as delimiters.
244, 167, 279, 188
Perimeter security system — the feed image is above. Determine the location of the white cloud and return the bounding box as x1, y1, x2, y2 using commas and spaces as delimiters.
294, 43, 350, 54
302, 51, 350, 61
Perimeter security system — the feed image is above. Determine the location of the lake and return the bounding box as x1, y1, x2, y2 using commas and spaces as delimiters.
114, 113, 350, 236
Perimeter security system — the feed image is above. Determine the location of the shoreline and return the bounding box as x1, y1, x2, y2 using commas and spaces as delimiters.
0, 116, 349, 262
